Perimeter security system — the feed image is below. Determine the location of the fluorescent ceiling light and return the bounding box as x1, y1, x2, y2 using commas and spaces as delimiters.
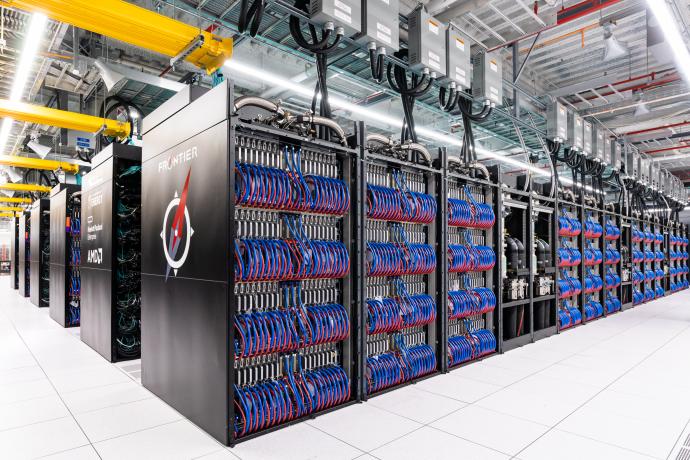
646, 1, 690, 83
0, 13, 48, 156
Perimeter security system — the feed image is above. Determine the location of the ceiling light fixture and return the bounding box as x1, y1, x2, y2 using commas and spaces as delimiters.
646, 0, 690, 83
0, 13, 48, 156
603, 22, 629, 60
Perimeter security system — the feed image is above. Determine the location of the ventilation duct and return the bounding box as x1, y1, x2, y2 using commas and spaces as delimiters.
93, 59, 185, 94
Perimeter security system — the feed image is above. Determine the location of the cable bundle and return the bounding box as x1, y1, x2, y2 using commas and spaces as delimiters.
632, 269, 644, 284
365, 342, 436, 394
558, 212, 582, 237
584, 272, 603, 294
632, 249, 644, 263
558, 246, 582, 267
631, 226, 644, 243
605, 295, 622, 314
655, 284, 664, 298
448, 287, 496, 320
604, 246, 621, 265
233, 360, 350, 437
367, 294, 436, 335
655, 268, 664, 280
644, 248, 655, 262
584, 216, 603, 239
654, 232, 663, 244
448, 244, 495, 272
584, 299, 604, 320
655, 250, 664, 262
447, 329, 496, 366
670, 249, 680, 261
583, 247, 602, 266
644, 286, 654, 302
643, 228, 654, 244
605, 269, 621, 289
558, 272, 582, 299
633, 288, 644, 305
235, 159, 350, 215
604, 220, 620, 240
645, 269, 655, 281
366, 241, 436, 276
559, 301, 582, 330
366, 185, 436, 224
447, 187, 495, 229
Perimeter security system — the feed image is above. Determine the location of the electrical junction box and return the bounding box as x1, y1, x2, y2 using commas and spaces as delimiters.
446, 24, 471, 90
583, 121, 592, 157
640, 156, 650, 184
473, 50, 503, 105
662, 169, 671, 194
310, 0, 361, 36
610, 140, 622, 170
602, 136, 612, 165
651, 161, 660, 189
547, 102, 568, 143
626, 148, 639, 179
408, 8, 446, 76
590, 127, 605, 161
567, 112, 583, 151
359, 0, 399, 52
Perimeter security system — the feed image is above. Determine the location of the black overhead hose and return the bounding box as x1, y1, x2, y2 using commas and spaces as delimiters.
386, 49, 434, 145
238, 0, 266, 37
546, 139, 562, 195
457, 92, 492, 165
438, 84, 458, 112
289, 1, 343, 142
369, 46, 385, 83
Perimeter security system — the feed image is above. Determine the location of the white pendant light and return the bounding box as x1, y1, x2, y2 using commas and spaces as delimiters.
603, 23, 629, 60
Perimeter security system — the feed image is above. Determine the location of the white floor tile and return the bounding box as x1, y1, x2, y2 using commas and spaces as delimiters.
515, 429, 657, 460
0, 365, 45, 385
475, 387, 582, 426
233, 422, 363, 460
415, 374, 502, 402
370, 426, 509, 460
61, 381, 153, 414
0, 417, 89, 459
367, 386, 466, 424
39, 445, 101, 459
431, 405, 550, 456
75, 397, 182, 442
194, 449, 240, 460
0, 378, 56, 404
93, 420, 222, 460
47, 364, 131, 394
0, 394, 69, 432
307, 404, 421, 452
450, 361, 531, 387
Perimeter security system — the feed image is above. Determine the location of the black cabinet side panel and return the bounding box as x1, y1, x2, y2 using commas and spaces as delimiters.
141, 119, 230, 444
49, 191, 67, 325
29, 207, 41, 306
18, 215, 29, 297
10, 218, 18, 289
80, 267, 113, 359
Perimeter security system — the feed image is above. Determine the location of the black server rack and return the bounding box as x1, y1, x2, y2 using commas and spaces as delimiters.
556, 198, 583, 330
620, 215, 633, 309
18, 212, 29, 297
603, 208, 622, 315
140, 81, 359, 445
9, 217, 19, 289
582, 203, 605, 322
501, 189, 532, 349
532, 195, 557, 341
360, 142, 442, 395
29, 199, 50, 308
443, 167, 499, 364
631, 216, 645, 306
81, 144, 141, 362
49, 184, 82, 327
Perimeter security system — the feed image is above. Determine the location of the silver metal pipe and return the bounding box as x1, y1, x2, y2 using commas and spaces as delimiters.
233, 96, 285, 116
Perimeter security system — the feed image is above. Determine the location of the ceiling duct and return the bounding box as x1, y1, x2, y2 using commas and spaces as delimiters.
93, 58, 186, 95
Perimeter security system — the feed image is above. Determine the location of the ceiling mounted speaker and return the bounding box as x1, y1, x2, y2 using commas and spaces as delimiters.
603, 23, 629, 60
27, 140, 51, 159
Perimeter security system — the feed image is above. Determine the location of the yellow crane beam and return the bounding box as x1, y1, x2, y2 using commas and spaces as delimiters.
0, 212, 22, 218
3, 0, 233, 74
0, 99, 130, 140
0, 154, 79, 174
0, 183, 52, 193
0, 197, 31, 204
0, 205, 23, 212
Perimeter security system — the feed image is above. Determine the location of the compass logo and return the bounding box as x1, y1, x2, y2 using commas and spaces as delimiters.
160, 169, 194, 279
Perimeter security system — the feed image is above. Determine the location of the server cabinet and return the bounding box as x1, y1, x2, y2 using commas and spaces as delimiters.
29, 199, 50, 307
49, 184, 81, 327
18, 213, 29, 297
9, 217, 18, 289
81, 144, 141, 361
140, 80, 359, 445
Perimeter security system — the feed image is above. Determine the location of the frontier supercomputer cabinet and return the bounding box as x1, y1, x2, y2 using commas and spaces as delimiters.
29, 199, 50, 307
81, 144, 142, 362
49, 184, 82, 327
9, 217, 19, 289
140, 81, 359, 445
18, 212, 30, 297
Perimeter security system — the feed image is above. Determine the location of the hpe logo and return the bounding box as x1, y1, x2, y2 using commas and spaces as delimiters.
87, 248, 103, 264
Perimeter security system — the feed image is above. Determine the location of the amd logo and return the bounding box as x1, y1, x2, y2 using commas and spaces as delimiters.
87, 248, 103, 265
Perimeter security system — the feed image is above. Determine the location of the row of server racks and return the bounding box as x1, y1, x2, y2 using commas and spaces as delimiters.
5, 79, 689, 447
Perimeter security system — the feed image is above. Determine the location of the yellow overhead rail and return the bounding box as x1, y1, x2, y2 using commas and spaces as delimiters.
0, 197, 31, 204
0, 183, 52, 193
0, 99, 130, 140
3, 0, 233, 74
0, 205, 23, 212
0, 154, 79, 174
0, 212, 22, 218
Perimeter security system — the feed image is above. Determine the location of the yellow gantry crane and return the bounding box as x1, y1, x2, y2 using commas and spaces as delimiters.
0, 183, 52, 193
0, 205, 23, 212
0, 197, 31, 204
2, 0, 233, 74
0, 212, 22, 218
